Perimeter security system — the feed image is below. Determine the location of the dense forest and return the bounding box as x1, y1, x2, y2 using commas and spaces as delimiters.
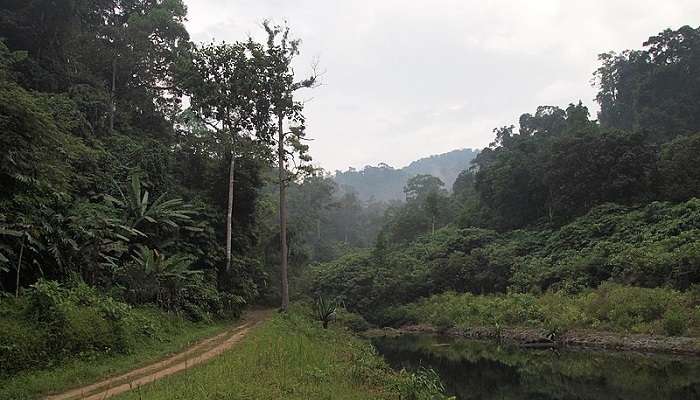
1, 1, 700, 398
0, 0, 334, 379
0, 0, 293, 308
305, 24, 700, 336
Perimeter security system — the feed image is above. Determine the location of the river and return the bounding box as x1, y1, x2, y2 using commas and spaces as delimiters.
372, 334, 700, 400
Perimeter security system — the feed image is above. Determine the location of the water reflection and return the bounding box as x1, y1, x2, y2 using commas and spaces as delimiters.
372, 334, 700, 400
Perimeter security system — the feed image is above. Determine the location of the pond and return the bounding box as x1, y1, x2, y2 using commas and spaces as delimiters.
372, 334, 700, 400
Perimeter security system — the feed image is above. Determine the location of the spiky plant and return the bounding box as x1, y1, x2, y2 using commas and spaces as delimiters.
314, 296, 337, 329
105, 175, 198, 233
129, 245, 201, 310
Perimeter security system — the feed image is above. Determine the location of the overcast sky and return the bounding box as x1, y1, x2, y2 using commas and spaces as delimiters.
183, 0, 700, 172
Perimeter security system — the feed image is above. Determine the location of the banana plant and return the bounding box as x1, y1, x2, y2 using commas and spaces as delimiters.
130, 245, 201, 310
105, 175, 198, 234
131, 245, 199, 279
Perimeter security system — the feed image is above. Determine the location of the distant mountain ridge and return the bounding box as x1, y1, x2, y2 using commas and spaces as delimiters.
333, 148, 478, 202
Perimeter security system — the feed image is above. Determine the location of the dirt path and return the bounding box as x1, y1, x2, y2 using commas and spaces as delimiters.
45, 308, 272, 400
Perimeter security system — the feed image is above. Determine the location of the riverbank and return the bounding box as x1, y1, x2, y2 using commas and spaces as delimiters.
366, 324, 700, 355
368, 283, 700, 356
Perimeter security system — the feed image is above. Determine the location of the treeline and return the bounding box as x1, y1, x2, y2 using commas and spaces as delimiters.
304, 25, 700, 324
464, 25, 700, 230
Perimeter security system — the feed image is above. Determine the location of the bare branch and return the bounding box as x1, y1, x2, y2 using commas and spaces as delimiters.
200, 118, 222, 133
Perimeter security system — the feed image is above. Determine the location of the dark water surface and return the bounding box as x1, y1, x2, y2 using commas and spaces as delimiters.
372, 334, 700, 400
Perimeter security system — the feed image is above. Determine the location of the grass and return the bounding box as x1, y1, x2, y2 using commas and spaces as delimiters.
0, 310, 229, 400
114, 306, 449, 400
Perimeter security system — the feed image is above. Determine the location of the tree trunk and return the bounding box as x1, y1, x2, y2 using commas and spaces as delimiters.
225, 150, 235, 272
432, 215, 436, 235
15, 238, 24, 298
109, 57, 116, 134
278, 112, 289, 312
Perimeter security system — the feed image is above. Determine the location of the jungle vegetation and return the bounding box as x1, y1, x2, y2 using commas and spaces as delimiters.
304, 25, 700, 335
2, 1, 700, 397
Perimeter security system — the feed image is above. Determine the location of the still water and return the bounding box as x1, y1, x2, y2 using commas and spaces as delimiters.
372, 334, 700, 400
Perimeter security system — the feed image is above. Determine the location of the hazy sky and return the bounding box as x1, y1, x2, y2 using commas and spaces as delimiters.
183, 0, 700, 172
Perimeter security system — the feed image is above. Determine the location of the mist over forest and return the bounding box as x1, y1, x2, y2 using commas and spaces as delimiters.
334, 148, 479, 202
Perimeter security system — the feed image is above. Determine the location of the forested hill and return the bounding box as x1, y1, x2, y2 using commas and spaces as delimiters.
333, 148, 478, 202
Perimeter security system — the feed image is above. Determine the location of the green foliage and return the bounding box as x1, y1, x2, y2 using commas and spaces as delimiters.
453, 26, 700, 232
511, 200, 700, 291
308, 199, 700, 329
119, 246, 198, 308
595, 26, 700, 138
392, 368, 450, 400
313, 296, 337, 329
0, 314, 227, 400
0, 279, 227, 378
391, 284, 699, 337
662, 309, 689, 336
404, 175, 446, 202
469, 103, 660, 229
657, 132, 700, 201
105, 175, 197, 235
0, 0, 271, 318
335, 308, 372, 332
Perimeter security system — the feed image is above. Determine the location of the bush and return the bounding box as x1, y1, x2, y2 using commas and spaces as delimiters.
0, 312, 45, 375
393, 284, 698, 338
335, 308, 372, 332
391, 367, 448, 400
582, 283, 682, 332
0, 279, 227, 377
663, 309, 689, 336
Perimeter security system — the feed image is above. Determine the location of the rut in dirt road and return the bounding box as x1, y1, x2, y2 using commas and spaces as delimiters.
44, 309, 272, 400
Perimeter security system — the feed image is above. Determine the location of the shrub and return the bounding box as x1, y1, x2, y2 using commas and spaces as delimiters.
335, 308, 372, 332
392, 367, 448, 400
0, 313, 45, 376
663, 309, 689, 336
0, 279, 226, 376
394, 284, 699, 338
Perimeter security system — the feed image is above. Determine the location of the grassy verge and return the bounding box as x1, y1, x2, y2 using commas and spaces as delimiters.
385, 283, 700, 337
114, 306, 450, 400
0, 308, 229, 400
0, 280, 236, 400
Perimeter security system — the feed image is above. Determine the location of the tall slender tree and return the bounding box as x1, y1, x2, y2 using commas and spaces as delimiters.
262, 21, 318, 311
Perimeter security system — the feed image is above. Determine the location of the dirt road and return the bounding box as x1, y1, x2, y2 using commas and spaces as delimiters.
44, 308, 272, 400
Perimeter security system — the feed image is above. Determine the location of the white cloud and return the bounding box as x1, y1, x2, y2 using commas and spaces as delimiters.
183, 0, 700, 171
